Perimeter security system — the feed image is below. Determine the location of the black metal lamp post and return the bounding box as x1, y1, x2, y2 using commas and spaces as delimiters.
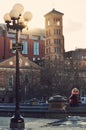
4, 3, 32, 130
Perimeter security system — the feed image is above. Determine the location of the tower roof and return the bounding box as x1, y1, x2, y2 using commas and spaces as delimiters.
44, 8, 64, 17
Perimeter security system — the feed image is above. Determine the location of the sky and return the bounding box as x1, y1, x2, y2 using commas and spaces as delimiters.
0, 0, 86, 51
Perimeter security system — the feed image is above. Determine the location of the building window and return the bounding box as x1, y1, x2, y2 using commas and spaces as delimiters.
47, 20, 50, 26
54, 29, 61, 35
54, 39, 58, 45
22, 40, 28, 54
46, 48, 50, 54
54, 39, 61, 45
58, 39, 60, 45
57, 20, 60, 26
53, 18, 61, 26
9, 61, 13, 65
8, 75, 13, 88
54, 47, 58, 53
46, 39, 50, 46
54, 47, 61, 53
24, 74, 28, 85
54, 29, 58, 34
34, 41, 39, 55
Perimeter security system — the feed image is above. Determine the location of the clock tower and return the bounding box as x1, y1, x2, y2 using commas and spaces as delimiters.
44, 8, 65, 61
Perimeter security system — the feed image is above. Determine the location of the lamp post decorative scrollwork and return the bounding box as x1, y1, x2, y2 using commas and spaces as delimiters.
4, 3, 32, 129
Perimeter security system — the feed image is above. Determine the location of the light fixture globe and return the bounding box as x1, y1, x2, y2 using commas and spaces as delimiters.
19, 17, 26, 28
23, 11, 32, 22
10, 9, 20, 19
12, 3, 24, 15
4, 13, 11, 23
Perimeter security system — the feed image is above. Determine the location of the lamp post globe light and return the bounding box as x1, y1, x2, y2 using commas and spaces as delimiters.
4, 3, 32, 130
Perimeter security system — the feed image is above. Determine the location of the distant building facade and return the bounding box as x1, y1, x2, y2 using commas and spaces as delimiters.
65, 49, 86, 60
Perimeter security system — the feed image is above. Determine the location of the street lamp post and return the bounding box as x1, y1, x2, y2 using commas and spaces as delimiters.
4, 3, 32, 130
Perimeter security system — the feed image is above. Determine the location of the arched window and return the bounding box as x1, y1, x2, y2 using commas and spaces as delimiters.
8, 75, 13, 88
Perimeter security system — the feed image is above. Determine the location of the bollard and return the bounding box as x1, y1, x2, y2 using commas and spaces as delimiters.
10, 114, 25, 130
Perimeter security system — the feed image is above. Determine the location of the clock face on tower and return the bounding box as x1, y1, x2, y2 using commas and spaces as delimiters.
57, 20, 60, 26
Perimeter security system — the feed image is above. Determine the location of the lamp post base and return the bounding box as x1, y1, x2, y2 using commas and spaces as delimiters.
10, 114, 25, 130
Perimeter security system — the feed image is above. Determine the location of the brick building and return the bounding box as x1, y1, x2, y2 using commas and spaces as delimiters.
44, 8, 65, 61
0, 53, 41, 103
0, 8, 65, 63
65, 49, 86, 60
0, 24, 45, 65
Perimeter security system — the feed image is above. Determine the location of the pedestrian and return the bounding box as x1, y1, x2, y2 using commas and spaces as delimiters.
69, 88, 79, 107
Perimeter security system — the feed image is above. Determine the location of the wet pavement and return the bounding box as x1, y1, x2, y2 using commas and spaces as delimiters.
0, 116, 86, 130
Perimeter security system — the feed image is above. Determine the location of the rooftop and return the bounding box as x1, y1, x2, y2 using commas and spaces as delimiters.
44, 8, 64, 17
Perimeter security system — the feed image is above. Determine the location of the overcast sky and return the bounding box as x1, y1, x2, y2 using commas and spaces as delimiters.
0, 0, 86, 51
